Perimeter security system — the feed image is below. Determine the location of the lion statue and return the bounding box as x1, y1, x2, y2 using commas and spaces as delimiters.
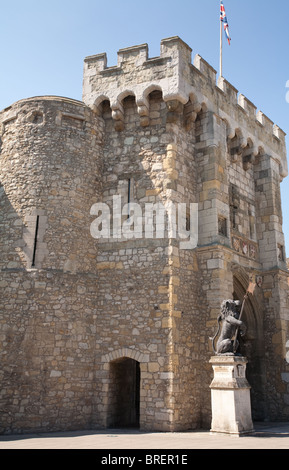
210, 299, 247, 355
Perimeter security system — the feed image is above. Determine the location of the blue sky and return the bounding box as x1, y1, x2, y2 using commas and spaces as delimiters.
1, 0, 289, 253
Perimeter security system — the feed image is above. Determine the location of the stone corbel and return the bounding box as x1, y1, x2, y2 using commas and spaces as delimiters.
242, 155, 253, 171
226, 126, 235, 141
231, 145, 244, 163
239, 136, 247, 150
228, 130, 247, 163
137, 100, 149, 127
184, 102, 202, 130
166, 100, 184, 124
252, 145, 259, 157
111, 103, 124, 131
242, 144, 258, 171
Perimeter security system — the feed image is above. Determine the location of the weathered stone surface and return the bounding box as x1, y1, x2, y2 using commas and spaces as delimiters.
0, 37, 289, 434
210, 356, 254, 436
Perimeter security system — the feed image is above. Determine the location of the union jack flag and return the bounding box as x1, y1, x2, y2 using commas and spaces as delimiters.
220, 1, 231, 45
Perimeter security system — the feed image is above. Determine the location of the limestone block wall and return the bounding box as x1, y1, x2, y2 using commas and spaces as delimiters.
261, 270, 289, 419
91, 90, 202, 431
194, 106, 289, 423
0, 36, 289, 434
0, 269, 99, 433
0, 97, 103, 433
0, 97, 103, 273
195, 127, 289, 423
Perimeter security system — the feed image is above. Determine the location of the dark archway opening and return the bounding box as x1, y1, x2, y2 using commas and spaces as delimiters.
233, 275, 267, 421
108, 357, 140, 428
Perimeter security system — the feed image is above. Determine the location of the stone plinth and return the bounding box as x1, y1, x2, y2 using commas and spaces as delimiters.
209, 356, 254, 436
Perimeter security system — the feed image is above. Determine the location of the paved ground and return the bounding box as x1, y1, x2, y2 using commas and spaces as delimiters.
0, 422, 288, 450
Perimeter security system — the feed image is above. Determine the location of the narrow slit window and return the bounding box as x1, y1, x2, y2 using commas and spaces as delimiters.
31, 215, 40, 267
127, 178, 131, 219
186, 209, 190, 232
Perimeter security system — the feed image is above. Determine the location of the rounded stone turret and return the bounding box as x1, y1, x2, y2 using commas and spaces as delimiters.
0, 97, 104, 433
0, 96, 103, 273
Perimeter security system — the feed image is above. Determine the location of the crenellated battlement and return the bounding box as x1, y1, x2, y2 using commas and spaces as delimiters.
83, 36, 287, 178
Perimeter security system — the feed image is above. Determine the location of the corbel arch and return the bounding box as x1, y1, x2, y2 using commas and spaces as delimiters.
137, 85, 164, 127
142, 84, 163, 101
240, 137, 259, 170
93, 94, 111, 116
110, 90, 137, 131
227, 127, 247, 163
117, 89, 136, 103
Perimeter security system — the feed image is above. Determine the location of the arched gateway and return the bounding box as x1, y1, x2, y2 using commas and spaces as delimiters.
232, 270, 267, 420
107, 357, 140, 428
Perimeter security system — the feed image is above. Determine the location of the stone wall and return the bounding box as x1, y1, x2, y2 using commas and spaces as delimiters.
0, 97, 103, 273
92, 91, 202, 431
0, 37, 289, 434
0, 97, 103, 433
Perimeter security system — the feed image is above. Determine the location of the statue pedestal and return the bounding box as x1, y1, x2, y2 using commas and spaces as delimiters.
209, 356, 254, 436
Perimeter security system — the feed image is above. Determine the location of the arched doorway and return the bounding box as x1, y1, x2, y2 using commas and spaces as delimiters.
107, 357, 140, 428
233, 272, 267, 421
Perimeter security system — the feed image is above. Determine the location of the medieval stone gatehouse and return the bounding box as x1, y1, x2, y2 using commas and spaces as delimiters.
0, 37, 289, 433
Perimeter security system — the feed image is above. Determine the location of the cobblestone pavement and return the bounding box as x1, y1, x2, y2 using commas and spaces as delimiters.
0, 423, 288, 450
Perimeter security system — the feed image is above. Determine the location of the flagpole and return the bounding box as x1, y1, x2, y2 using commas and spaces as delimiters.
220, 2, 223, 77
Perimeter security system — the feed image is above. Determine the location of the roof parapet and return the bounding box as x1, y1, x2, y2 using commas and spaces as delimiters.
84, 53, 108, 72
273, 124, 286, 141
238, 94, 257, 119
160, 36, 192, 63
257, 110, 275, 132
193, 54, 217, 84
84, 36, 192, 71
217, 76, 238, 104
82, 37, 287, 164
117, 43, 149, 67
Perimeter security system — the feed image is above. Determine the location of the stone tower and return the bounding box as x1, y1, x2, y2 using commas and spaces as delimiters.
0, 37, 289, 434
0, 97, 103, 432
